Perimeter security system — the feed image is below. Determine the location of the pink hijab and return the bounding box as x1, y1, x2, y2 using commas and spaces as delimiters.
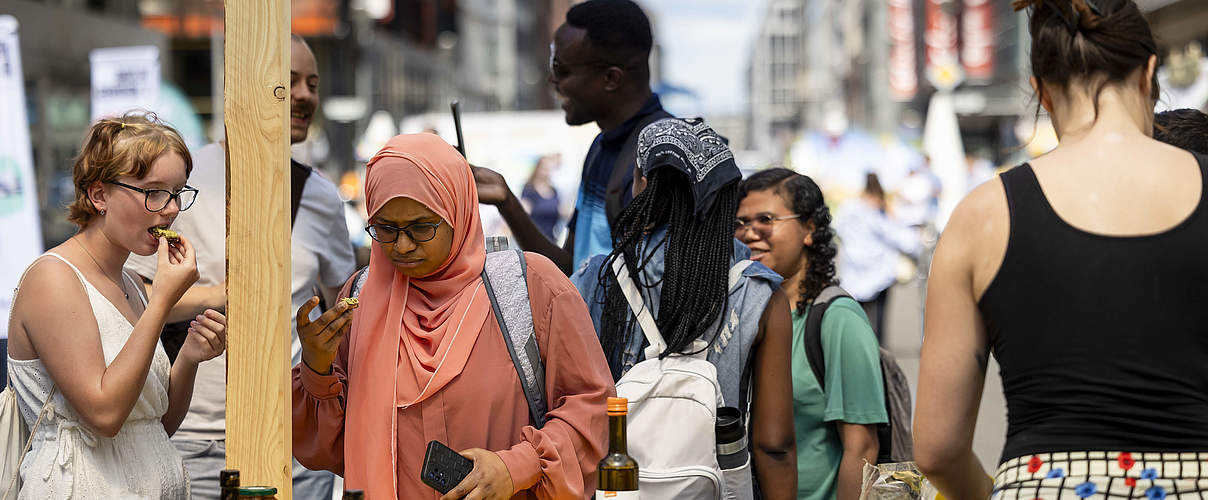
344, 134, 490, 499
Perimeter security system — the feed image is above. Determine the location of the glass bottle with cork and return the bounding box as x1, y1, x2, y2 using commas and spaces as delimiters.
596, 396, 638, 498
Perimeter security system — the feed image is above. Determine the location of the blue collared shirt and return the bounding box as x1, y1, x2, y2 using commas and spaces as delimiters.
568, 94, 666, 271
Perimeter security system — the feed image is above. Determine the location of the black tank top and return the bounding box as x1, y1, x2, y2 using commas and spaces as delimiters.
979, 154, 1208, 463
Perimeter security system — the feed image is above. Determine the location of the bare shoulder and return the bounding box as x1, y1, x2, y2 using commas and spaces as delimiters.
17, 255, 86, 306
756, 287, 791, 343
11, 255, 93, 352
936, 173, 1011, 298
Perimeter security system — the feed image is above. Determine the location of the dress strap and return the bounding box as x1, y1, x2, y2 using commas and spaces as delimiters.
41, 252, 89, 285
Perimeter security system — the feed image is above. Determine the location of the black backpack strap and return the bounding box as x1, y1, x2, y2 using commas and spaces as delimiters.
803, 285, 851, 392
481, 249, 548, 428
290, 159, 312, 228
604, 109, 673, 225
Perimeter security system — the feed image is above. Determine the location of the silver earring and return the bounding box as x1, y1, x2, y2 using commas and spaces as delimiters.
100, 209, 106, 216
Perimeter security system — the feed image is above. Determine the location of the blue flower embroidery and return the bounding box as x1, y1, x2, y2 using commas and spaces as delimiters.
1075, 482, 1098, 498
1146, 486, 1167, 500
1047, 468, 1066, 479
1141, 468, 1158, 480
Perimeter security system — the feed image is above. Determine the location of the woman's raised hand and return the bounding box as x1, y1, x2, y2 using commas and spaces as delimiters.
151, 235, 199, 308
297, 297, 356, 375
178, 309, 227, 365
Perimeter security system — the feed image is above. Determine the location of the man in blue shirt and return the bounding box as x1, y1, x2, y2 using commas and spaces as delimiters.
474, 0, 670, 274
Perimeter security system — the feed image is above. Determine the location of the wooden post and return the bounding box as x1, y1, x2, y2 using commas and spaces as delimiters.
223, 1, 292, 498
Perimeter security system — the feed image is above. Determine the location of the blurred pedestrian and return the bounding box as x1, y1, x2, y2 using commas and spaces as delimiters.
124, 35, 355, 500
5, 112, 225, 499
833, 173, 920, 341
292, 134, 614, 500
572, 118, 798, 499
474, 0, 673, 275
1154, 108, 1208, 155
915, 1, 1208, 499
520, 154, 562, 240
736, 168, 886, 500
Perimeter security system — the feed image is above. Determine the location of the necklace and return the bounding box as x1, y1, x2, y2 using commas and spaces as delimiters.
73, 237, 129, 300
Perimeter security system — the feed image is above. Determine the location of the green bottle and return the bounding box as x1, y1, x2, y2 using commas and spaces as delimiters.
596, 397, 638, 499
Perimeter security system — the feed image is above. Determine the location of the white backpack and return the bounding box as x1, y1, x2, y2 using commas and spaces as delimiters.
610, 257, 754, 500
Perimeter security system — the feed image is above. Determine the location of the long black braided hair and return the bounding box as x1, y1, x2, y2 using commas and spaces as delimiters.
596, 167, 739, 379
738, 168, 837, 311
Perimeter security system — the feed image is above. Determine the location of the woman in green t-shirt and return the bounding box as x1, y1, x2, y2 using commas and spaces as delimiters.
736, 168, 887, 500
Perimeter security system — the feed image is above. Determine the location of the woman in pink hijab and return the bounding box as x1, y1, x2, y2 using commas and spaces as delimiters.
291, 134, 615, 500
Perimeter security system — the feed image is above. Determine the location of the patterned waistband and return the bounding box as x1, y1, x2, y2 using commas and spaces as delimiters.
996, 452, 1208, 483
993, 452, 1208, 499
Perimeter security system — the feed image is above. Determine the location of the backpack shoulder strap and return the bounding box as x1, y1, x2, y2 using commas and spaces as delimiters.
803, 285, 851, 392
290, 159, 313, 228
481, 249, 547, 428
604, 109, 674, 225
610, 255, 666, 353
348, 265, 370, 299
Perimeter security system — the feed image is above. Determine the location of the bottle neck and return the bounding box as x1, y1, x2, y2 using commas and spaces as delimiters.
608, 413, 627, 455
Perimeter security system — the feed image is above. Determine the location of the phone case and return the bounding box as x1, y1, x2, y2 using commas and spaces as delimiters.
420, 440, 474, 494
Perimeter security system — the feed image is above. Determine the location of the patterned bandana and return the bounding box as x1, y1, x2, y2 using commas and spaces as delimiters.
635, 117, 740, 219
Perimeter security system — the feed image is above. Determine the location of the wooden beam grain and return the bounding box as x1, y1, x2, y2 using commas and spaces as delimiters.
223, 1, 292, 497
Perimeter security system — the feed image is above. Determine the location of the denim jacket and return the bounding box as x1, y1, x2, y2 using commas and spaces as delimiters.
570, 227, 783, 408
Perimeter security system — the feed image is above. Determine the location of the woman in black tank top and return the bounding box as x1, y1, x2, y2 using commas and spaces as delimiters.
914, 2, 1208, 499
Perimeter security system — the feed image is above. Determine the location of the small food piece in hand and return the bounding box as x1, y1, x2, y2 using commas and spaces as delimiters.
340, 297, 360, 309
150, 227, 181, 243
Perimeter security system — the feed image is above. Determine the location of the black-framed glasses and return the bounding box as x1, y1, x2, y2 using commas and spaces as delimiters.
734, 214, 801, 235
365, 221, 443, 244
106, 181, 198, 212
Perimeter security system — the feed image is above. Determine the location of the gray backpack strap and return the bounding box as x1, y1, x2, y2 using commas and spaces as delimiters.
481, 249, 547, 428
349, 266, 370, 299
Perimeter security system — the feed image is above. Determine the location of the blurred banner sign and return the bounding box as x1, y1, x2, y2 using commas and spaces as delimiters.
925, 0, 964, 91
961, 0, 996, 82
90, 45, 160, 121
888, 0, 918, 101
0, 15, 43, 339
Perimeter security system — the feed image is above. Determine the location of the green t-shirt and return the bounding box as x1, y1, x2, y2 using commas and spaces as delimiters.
792, 297, 887, 500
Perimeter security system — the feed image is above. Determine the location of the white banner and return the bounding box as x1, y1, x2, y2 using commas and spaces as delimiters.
0, 16, 43, 339
90, 45, 160, 121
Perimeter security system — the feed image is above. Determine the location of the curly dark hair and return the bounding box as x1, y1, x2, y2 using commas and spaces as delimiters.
738, 168, 837, 311
1154, 109, 1208, 155
596, 167, 737, 379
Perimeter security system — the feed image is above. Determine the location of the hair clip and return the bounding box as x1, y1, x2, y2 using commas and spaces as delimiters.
120, 122, 126, 130
1083, 0, 1101, 16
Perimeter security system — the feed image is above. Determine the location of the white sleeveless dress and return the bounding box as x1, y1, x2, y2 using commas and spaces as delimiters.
6, 253, 189, 499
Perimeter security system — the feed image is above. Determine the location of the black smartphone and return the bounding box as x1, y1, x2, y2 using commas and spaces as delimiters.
420, 440, 474, 494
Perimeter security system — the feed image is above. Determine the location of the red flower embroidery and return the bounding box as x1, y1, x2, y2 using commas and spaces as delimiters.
1028, 455, 1044, 473
1118, 452, 1136, 470
1126, 477, 1138, 487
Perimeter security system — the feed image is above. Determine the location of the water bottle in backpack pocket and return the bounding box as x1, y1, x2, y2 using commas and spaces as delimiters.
717, 406, 753, 500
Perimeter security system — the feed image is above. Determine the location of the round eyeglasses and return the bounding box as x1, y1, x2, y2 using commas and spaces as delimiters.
365, 221, 443, 244
106, 181, 198, 212
734, 213, 801, 236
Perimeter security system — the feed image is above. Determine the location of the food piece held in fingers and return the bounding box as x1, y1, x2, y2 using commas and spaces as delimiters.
340, 297, 360, 309
150, 227, 181, 243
